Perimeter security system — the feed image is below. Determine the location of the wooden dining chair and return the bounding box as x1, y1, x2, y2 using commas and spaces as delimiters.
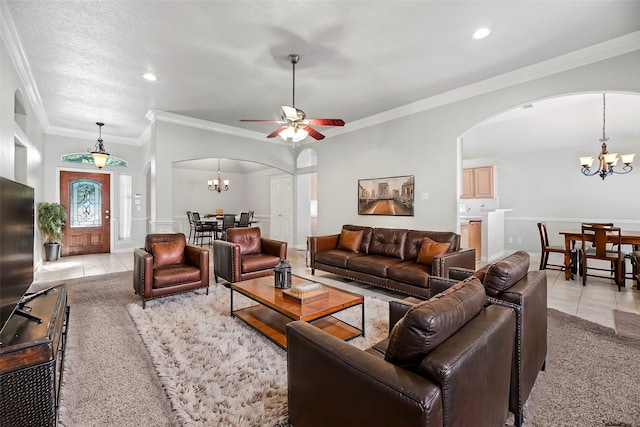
537, 222, 569, 271
580, 224, 623, 290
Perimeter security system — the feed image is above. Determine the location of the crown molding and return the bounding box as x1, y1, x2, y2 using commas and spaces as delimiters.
47, 126, 141, 146
146, 110, 268, 141
0, 1, 50, 132
324, 30, 640, 138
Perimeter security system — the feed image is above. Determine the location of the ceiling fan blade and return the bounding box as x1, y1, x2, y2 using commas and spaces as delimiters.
266, 126, 288, 138
240, 119, 286, 123
305, 126, 326, 140
281, 106, 299, 120
307, 118, 345, 127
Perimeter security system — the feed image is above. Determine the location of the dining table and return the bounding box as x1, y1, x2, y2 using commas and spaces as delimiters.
559, 229, 640, 282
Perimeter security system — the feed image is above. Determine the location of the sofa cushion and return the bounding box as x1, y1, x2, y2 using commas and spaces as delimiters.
416, 237, 451, 265
228, 228, 262, 255
404, 231, 459, 261
343, 225, 374, 253
484, 251, 530, 295
152, 240, 186, 267
387, 262, 431, 287
338, 229, 364, 253
315, 249, 364, 268
385, 277, 486, 369
153, 264, 200, 287
240, 253, 280, 273
347, 255, 403, 277
368, 228, 408, 260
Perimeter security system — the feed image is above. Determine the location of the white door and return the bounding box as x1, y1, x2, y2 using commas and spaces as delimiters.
270, 174, 293, 243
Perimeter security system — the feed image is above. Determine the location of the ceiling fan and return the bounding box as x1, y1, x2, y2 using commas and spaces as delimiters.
241, 54, 345, 146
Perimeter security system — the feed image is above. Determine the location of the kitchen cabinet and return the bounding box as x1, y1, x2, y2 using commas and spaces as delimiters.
460, 220, 481, 262
461, 166, 494, 199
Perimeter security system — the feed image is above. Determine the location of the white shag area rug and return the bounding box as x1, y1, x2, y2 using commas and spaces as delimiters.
127, 284, 389, 427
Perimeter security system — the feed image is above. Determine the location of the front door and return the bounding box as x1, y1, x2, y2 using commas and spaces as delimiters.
60, 171, 110, 256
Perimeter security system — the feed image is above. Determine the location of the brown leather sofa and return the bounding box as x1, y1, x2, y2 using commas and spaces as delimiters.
133, 233, 209, 308
213, 227, 287, 283
287, 277, 516, 427
442, 251, 547, 427
309, 225, 476, 298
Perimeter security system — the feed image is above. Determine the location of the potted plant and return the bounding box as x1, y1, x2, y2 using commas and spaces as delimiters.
37, 202, 67, 261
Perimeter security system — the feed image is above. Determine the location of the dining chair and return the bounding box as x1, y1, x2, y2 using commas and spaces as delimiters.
580, 224, 623, 290
221, 214, 236, 240
191, 211, 215, 246
237, 212, 251, 227
186, 211, 196, 244
537, 222, 571, 272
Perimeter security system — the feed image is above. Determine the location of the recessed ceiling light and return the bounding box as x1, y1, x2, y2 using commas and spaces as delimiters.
472, 27, 491, 40
143, 73, 157, 81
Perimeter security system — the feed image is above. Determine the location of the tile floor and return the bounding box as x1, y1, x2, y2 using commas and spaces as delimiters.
33, 248, 640, 330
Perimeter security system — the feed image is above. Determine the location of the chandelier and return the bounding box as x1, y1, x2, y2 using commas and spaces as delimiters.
579, 93, 634, 180
88, 122, 110, 169
207, 159, 229, 193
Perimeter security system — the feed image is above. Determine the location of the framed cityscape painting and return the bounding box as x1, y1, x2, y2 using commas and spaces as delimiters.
358, 175, 414, 216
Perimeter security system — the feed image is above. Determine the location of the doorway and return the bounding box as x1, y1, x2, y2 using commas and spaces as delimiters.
60, 171, 111, 256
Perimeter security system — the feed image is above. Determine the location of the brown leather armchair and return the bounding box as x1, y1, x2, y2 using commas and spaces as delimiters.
133, 233, 209, 308
447, 251, 547, 427
287, 278, 515, 427
213, 227, 287, 283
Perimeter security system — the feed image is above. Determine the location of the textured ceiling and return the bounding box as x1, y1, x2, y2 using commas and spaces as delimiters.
4, 0, 640, 144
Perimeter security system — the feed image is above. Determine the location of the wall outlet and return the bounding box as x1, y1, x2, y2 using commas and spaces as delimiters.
516, 237, 522, 244
508, 237, 513, 244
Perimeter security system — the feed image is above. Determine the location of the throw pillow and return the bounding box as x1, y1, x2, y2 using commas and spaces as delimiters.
152, 240, 186, 267
338, 229, 364, 253
416, 237, 450, 265
385, 277, 486, 369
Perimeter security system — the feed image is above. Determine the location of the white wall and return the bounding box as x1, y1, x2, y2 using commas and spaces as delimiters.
313, 50, 640, 241
1, 38, 46, 264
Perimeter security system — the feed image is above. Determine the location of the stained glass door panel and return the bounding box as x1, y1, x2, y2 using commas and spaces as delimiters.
60, 171, 110, 256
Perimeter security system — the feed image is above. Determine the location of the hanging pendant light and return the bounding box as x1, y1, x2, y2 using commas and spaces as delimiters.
88, 122, 110, 169
579, 94, 634, 180
207, 158, 230, 193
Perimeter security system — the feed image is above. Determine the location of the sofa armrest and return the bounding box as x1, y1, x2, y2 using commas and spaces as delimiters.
491, 270, 547, 413
213, 240, 241, 283
427, 276, 459, 297
260, 238, 288, 259
448, 267, 475, 281
419, 305, 515, 426
287, 321, 443, 427
432, 248, 476, 277
184, 244, 210, 285
308, 234, 340, 271
133, 248, 153, 297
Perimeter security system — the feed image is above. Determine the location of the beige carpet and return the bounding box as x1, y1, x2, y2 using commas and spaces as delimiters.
614, 309, 640, 341
30, 272, 176, 427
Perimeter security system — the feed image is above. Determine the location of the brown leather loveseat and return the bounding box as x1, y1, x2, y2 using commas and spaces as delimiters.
213, 227, 287, 283
287, 277, 516, 427
133, 233, 210, 308
309, 225, 476, 298
439, 251, 547, 427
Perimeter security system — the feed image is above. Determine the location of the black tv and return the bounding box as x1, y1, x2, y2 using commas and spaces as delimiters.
0, 176, 35, 334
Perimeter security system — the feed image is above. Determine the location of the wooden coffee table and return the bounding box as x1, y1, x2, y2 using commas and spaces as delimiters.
229, 275, 364, 349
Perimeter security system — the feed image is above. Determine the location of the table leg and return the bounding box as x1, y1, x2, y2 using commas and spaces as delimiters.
564, 235, 574, 280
